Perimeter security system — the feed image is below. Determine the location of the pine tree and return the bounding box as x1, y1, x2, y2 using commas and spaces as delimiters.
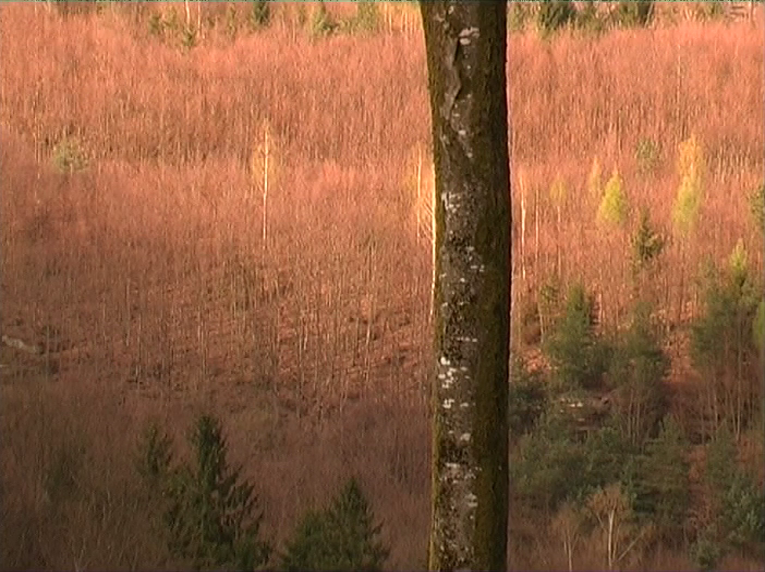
637, 417, 690, 545
544, 282, 610, 391
163, 415, 271, 571
281, 478, 388, 571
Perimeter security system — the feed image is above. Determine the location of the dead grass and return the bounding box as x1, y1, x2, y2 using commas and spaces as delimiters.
0, 3, 762, 570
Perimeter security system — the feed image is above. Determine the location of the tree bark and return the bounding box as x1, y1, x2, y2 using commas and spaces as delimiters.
420, 3, 510, 571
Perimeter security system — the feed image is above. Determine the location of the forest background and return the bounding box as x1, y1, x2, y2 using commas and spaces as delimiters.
1, 2, 763, 570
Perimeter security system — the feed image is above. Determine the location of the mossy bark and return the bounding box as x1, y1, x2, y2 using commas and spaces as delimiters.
420, 3, 510, 571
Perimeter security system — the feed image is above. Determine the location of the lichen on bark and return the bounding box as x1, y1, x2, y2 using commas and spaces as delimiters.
421, 2, 510, 571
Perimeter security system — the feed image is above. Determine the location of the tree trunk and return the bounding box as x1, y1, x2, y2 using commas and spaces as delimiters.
607, 509, 615, 570
420, 3, 510, 571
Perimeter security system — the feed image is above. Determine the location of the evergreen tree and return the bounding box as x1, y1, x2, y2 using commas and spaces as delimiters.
281, 478, 388, 571
614, 1, 655, 28
163, 415, 271, 571
609, 301, 669, 447
508, 356, 547, 439
538, 0, 577, 37
544, 282, 610, 390
692, 241, 761, 439
636, 417, 690, 546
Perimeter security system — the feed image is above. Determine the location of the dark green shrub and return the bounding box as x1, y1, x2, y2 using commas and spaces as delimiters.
691, 528, 723, 572
580, 426, 635, 496
613, 0, 654, 28
281, 478, 388, 571
544, 282, 610, 390
575, 0, 605, 36
511, 412, 586, 511
537, 0, 576, 37
754, 298, 765, 356
609, 301, 669, 447
689, 426, 765, 565
634, 417, 691, 545
135, 420, 175, 558
704, 426, 765, 559
512, 413, 634, 512
721, 470, 765, 556
538, 274, 563, 344
248, 0, 271, 30
631, 208, 665, 277
706, 425, 738, 493
509, 357, 547, 438
691, 242, 761, 439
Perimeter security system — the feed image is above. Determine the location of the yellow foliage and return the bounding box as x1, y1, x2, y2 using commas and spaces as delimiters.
597, 169, 629, 227
672, 134, 705, 236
